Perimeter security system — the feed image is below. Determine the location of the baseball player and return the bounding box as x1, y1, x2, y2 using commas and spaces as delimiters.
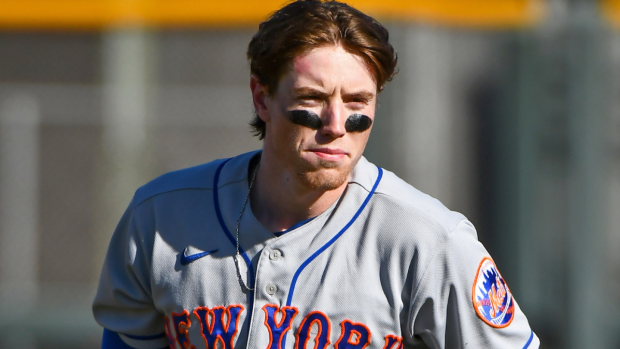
93, 1, 540, 348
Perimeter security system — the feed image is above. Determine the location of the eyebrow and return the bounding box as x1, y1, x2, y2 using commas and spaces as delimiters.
292, 87, 375, 102
343, 91, 375, 103
292, 87, 329, 99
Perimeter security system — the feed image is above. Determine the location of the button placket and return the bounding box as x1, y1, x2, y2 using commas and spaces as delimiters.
269, 249, 282, 261
266, 283, 277, 295
257, 246, 285, 301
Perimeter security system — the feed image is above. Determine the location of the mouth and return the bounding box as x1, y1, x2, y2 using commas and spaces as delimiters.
307, 147, 348, 161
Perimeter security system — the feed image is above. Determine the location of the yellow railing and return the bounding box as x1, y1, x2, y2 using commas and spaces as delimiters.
602, 0, 620, 28
0, 0, 545, 30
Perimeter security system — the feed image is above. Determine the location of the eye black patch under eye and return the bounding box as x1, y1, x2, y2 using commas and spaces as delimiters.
345, 114, 373, 132
288, 110, 322, 130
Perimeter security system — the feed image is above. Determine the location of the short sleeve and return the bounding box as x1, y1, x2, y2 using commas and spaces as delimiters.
92, 199, 170, 349
407, 220, 540, 349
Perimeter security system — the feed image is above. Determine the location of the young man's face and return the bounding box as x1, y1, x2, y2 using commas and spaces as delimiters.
254, 44, 377, 191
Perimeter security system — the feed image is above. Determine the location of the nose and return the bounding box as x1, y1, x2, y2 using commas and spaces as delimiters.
320, 102, 346, 138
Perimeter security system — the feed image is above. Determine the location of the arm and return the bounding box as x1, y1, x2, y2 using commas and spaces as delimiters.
408, 220, 539, 348
102, 329, 170, 349
93, 199, 171, 349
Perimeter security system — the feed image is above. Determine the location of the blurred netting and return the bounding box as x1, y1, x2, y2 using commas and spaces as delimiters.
0, 2, 619, 349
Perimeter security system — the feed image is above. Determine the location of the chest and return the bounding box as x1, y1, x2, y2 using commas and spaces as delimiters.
148, 215, 412, 349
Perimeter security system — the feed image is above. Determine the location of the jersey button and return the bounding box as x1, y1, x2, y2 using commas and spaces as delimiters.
269, 250, 282, 261
266, 284, 277, 295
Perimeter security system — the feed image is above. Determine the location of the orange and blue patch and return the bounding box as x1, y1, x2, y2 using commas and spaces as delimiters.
472, 257, 515, 328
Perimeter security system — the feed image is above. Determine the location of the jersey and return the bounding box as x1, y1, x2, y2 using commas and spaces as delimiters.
92, 150, 539, 349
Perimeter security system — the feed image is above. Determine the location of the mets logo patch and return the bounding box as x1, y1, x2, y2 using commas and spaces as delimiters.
472, 257, 515, 328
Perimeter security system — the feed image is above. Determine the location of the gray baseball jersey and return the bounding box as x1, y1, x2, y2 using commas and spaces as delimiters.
93, 150, 539, 349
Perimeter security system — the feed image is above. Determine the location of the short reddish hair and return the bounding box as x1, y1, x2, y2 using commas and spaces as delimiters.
247, 0, 398, 139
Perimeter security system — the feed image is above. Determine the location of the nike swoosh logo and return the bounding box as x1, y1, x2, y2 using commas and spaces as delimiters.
180, 247, 218, 266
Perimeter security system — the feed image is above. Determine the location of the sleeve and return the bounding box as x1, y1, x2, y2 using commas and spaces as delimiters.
102, 329, 169, 349
92, 199, 171, 349
406, 220, 540, 349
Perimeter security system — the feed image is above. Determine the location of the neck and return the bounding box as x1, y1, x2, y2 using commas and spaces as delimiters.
250, 152, 348, 233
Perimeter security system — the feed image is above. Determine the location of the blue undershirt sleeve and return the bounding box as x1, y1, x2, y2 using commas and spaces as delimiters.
102, 329, 135, 349
101, 329, 168, 349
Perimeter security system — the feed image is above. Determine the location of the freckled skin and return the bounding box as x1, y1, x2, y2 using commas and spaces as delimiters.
250, 45, 379, 230
288, 110, 373, 133
257, 45, 376, 190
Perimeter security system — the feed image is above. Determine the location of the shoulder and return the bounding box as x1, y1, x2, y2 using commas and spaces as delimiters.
376, 168, 466, 234
352, 156, 468, 237
132, 150, 260, 207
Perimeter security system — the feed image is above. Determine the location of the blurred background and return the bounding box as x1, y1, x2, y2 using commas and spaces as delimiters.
0, 0, 618, 348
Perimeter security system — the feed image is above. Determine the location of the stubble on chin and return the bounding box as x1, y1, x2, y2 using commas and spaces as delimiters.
295, 159, 353, 191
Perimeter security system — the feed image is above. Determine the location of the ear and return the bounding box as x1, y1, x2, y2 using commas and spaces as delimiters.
250, 75, 271, 122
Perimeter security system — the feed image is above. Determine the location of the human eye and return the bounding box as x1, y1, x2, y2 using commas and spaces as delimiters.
346, 99, 369, 111
345, 93, 373, 110
296, 94, 322, 106
300, 95, 320, 101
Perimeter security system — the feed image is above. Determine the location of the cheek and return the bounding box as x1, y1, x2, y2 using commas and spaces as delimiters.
349, 131, 372, 150
273, 121, 309, 151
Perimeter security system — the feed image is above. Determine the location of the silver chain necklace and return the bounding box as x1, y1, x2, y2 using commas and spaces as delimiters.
233, 162, 260, 292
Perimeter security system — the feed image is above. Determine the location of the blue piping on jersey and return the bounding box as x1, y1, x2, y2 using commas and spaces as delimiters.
213, 158, 255, 312
522, 330, 534, 348
273, 216, 316, 237
280, 166, 382, 349
285, 166, 383, 307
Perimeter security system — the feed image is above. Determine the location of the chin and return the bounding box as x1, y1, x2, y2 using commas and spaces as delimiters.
296, 165, 351, 191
